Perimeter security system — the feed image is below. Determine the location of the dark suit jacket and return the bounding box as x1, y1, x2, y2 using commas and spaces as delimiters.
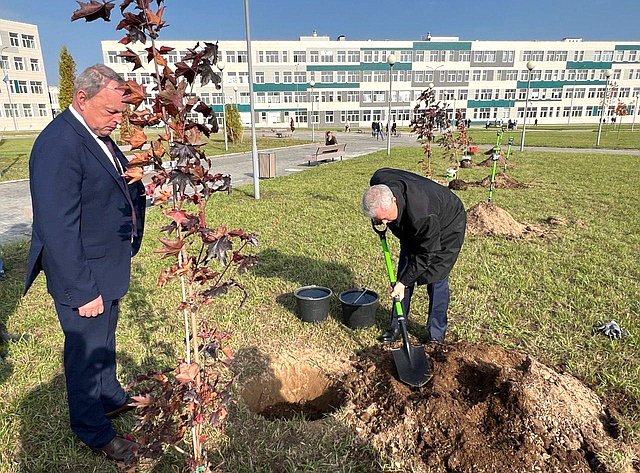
370, 168, 466, 286
24, 109, 146, 307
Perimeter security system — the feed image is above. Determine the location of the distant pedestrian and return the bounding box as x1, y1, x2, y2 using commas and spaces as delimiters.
290, 117, 295, 133
534, 118, 538, 126
391, 121, 397, 136
345, 120, 350, 133
371, 121, 377, 137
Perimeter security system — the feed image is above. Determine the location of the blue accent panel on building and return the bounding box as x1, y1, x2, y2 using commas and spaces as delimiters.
412, 42, 472, 51
615, 44, 640, 50
310, 82, 360, 89
212, 104, 250, 113
516, 80, 607, 88
467, 100, 515, 108
566, 61, 613, 70
253, 83, 300, 92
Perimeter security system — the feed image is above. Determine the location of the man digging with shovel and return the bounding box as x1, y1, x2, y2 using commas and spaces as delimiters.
362, 168, 466, 346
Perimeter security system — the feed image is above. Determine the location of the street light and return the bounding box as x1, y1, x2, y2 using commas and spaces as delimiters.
596, 69, 612, 147
519, 61, 535, 152
632, 93, 639, 132
233, 85, 238, 105
309, 79, 315, 141
216, 60, 228, 151
0, 46, 18, 131
243, 0, 260, 199
567, 71, 578, 126
386, 53, 396, 157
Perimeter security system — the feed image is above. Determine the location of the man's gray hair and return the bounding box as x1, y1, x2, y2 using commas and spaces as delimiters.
362, 184, 394, 218
74, 64, 125, 99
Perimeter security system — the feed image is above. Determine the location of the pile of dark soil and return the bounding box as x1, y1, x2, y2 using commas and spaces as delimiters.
473, 172, 529, 189
466, 201, 547, 237
448, 179, 469, 190
460, 159, 473, 168
478, 155, 507, 167
341, 342, 636, 473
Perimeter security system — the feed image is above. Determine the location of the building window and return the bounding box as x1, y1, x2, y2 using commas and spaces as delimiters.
321, 91, 333, 102
321, 71, 333, 83
5, 104, 19, 117
293, 50, 306, 63
226, 51, 236, 63
238, 72, 249, 84
373, 71, 386, 82
30, 81, 43, 94
22, 103, 33, 117
336, 71, 346, 83
267, 92, 280, 103
282, 51, 288, 62
399, 50, 411, 62
325, 111, 334, 123
293, 72, 306, 83
21, 34, 36, 48
274, 72, 280, 83
362, 71, 372, 83
414, 51, 425, 62
309, 51, 319, 63
265, 51, 278, 62
336, 50, 346, 62
347, 50, 360, 62
363, 50, 373, 62
254, 72, 264, 84
12, 80, 28, 93
459, 51, 470, 62
320, 50, 334, 63
283, 92, 292, 103
347, 91, 359, 102
9, 33, 19, 47
347, 71, 359, 82
0, 56, 9, 70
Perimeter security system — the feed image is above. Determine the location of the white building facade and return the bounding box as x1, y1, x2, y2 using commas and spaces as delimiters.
101, 34, 640, 129
0, 19, 53, 131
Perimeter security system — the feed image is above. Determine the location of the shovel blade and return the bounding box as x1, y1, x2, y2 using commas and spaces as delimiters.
392, 345, 432, 387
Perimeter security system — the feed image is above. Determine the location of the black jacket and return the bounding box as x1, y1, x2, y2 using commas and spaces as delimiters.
370, 168, 466, 286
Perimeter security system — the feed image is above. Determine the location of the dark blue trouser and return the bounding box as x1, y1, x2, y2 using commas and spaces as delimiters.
390, 248, 450, 342
54, 299, 127, 447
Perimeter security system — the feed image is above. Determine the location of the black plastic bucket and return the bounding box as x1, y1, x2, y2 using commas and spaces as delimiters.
338, 289, 379, 329
294, 286, 332, 323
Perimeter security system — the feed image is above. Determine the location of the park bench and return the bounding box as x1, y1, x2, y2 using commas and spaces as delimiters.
260, 128, 291, 138
307, 143, 347, 165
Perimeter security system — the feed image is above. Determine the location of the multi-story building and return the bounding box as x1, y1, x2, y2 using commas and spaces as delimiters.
102, 32, 640, 129
0, 19, 53, 131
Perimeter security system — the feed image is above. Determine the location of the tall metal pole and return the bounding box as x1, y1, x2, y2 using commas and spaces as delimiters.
632, 94, 638, 132
596, 70, 612, 147
217, 61, 228, 151
243, 0, 260, 199
1, 47, 18, 131
386, 54, 395, 157
519, 61, 535, 152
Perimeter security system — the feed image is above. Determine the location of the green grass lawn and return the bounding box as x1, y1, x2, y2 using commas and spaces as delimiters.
0, 134, 311, 183
0, 146, 639, 471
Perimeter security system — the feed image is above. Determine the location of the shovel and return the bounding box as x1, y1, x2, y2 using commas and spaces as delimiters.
372, 221, 432, 387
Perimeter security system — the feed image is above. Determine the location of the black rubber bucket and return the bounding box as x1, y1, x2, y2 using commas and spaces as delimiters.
294, 286, 332, 323
338, 289, 379, 329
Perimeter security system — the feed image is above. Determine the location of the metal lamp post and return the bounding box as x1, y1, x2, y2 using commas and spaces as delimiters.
309, 79, 315, 141
632, 93, 639, 132
0, 46, 18, 131
243, 0, 260, 199
216, 60, 228, 151
233, 85, 238, 105
596, 70, 612, 146
519, 61, 535, 152
386, 53, 396, 157
567, 72, 578, 126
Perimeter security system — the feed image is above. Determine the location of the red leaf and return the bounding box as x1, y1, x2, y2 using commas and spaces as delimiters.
71, 1, 115, 22
130, 393, 153, 407
126, 128, 147, 150
124, 166, 144, 184
175, 362, 199, 384
117, 80, 146, 109
154, 237, 184, 258
118, 48, 143, 71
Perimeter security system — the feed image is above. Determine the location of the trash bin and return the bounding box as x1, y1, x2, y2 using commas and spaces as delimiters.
258, 152, 276, 178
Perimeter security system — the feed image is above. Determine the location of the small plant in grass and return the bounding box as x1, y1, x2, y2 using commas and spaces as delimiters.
439, 110, 472, 163
615, 101, 628, 138
71, 1, 257, 470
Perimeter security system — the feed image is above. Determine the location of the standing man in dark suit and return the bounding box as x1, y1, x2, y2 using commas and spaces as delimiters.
362, 168, 466, 344
24, 64, 146, 464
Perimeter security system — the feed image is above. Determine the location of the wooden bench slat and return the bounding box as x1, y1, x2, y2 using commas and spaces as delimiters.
307, 143, 347, 165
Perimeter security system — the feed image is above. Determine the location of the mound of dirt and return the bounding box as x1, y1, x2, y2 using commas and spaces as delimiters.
479, 155, 507, 167
460, 159, 473, 168
449, 179, 469, 190
473, 173, 529, 189
342, 342, 634, 473
466, 201, 547, 238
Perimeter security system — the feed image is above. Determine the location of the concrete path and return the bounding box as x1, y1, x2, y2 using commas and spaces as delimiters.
1, 129, 638, 245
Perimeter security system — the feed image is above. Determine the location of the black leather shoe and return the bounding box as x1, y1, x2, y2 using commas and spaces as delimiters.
90, 436, 139, 464
377, 327, 401, 343
105, 396, 135, 419
427, 337, 444, 345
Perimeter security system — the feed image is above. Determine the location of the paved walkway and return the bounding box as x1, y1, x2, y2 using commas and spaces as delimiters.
1, 129, 639, 245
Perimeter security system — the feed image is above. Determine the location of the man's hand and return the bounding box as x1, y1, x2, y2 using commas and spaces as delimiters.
390, 282, 406, 301
79, 295, 104, 317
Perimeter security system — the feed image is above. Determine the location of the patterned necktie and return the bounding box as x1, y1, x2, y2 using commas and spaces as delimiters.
99, 136, 138, 237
